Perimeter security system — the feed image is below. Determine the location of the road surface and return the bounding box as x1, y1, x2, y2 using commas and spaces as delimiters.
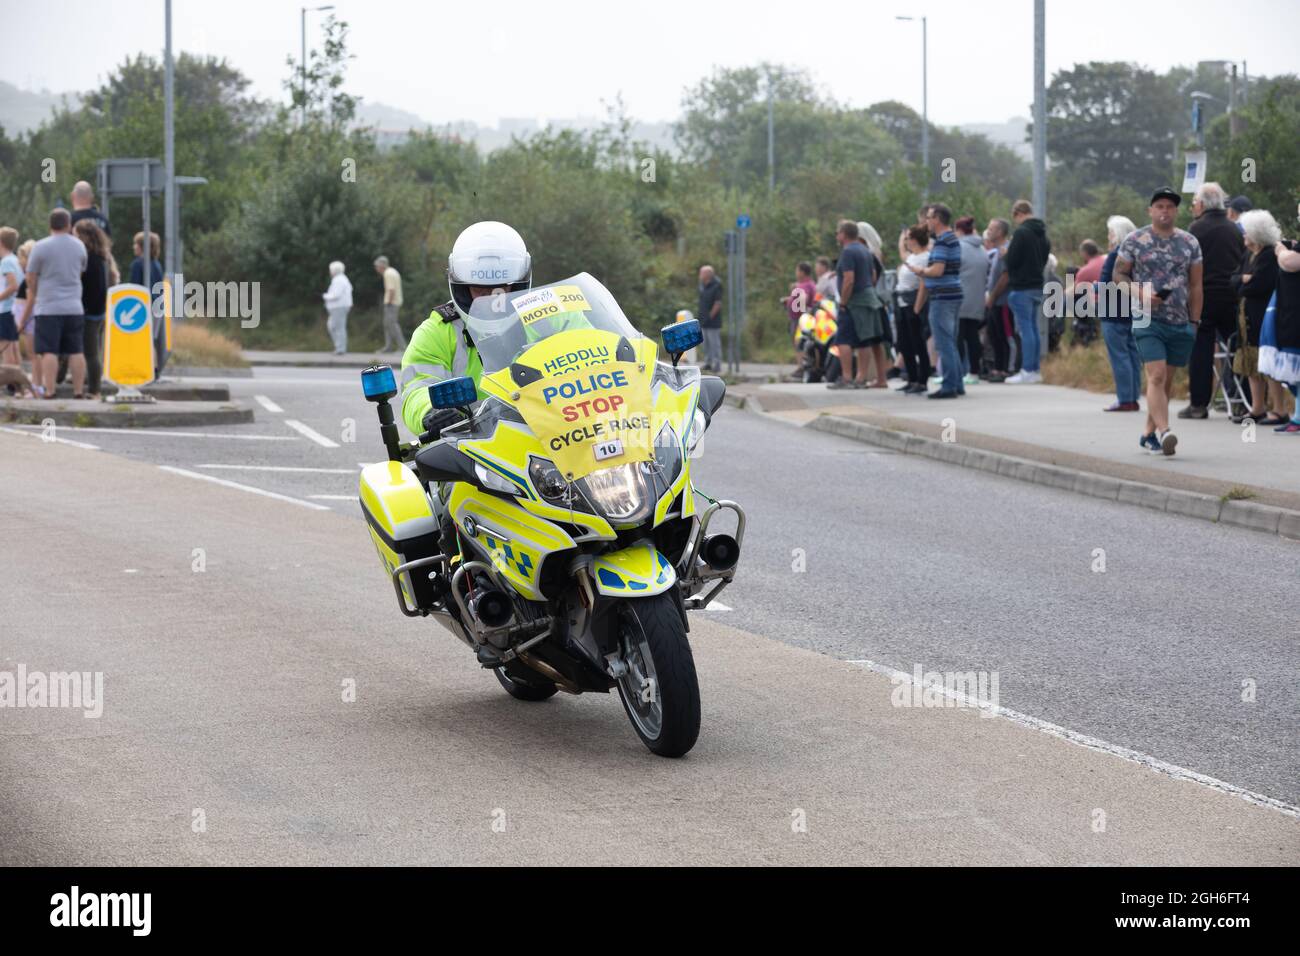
2, 367, 1296, 864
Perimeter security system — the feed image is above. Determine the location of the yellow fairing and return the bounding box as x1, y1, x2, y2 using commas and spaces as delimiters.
651, 371, 698, 525
457, 420, 617, 542
592, 540, 677, 597
450, 482, 579, 601
452, 331, 699, 597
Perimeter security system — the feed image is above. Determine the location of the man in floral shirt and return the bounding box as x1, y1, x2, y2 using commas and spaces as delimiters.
1113, 187, 1204, 457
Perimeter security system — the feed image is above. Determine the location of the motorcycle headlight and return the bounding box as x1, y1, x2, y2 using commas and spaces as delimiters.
685, 408, 708, 457
528, 457, 573, 503
474, 462, 519, 495
580, 463, 652, 523
651, 424, 683, 488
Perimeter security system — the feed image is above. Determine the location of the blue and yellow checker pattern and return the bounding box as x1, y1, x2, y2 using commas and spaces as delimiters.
591, 541, 677, 597
482, 533, 535, 579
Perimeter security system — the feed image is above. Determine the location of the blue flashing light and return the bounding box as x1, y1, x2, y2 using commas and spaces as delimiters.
661, 319, 703, 356
430, 376, 478, 409
361, 365, 396, 401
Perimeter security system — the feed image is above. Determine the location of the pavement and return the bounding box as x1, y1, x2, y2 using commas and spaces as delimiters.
2, 365, 1298, 865
731, 377, 1300, 517
1, 396, 252, 428
242, 349, 404, 368
51, 381, 233, 402
240, 349, 790, 383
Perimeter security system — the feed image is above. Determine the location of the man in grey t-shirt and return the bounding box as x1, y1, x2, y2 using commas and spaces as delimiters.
21, 208, 88, 398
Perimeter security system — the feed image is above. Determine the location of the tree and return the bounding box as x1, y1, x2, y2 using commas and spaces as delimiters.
1043, 62, 1184, 202
866, 101, 1029, 198
0, 53, 266, 266
284, 14, 358, 129
676, 64, 837, 191
1206, 76, 1300, 221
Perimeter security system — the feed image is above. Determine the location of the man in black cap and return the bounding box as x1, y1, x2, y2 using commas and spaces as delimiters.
1112, 187, 1204, 457
1227, 195, 1252, 232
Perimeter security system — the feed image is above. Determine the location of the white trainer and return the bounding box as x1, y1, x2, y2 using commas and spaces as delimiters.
1006, 370, 1042, 384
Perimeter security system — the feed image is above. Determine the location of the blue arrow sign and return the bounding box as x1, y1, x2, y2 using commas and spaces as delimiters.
112, 296, 148, 333
736, 214, 751, 230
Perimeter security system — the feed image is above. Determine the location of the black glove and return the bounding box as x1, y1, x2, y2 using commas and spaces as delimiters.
420, 406, 465, 441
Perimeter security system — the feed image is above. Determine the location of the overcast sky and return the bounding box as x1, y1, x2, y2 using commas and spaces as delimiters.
8, 0, 1300, 128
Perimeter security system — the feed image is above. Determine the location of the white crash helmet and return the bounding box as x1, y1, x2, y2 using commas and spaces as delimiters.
447, 221, 532, 318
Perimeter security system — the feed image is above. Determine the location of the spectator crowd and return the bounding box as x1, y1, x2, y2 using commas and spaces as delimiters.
696, 184, 1300, 457
1, 181, 162, 399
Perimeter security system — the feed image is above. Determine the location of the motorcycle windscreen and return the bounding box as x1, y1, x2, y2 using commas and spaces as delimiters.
509, 328, 654, 481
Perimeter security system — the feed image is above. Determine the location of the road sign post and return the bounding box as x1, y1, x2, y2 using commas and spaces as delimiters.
731, 215, 750, 374
103, 284, 158, 402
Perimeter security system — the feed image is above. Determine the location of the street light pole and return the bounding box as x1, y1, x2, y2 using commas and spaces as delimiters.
1032, 0, 1046, 219
921, 15, 928, 183
301, 5, 335, 124
766, 70, 775, 193
164, 0, 175, 285
163, 0, 178, 368
895, 16, 929, 193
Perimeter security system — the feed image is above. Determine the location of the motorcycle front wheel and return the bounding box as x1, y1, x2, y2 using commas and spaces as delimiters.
824, 350, 842, 382
615, 593, 701, 758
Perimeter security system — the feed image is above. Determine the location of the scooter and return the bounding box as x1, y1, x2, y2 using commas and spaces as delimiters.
356, 273, 745, 757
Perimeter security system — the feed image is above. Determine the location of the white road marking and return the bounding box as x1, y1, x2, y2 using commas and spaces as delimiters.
254, 394, 284, 413
4, 424, 296, 440
0, 426, 99, 450
185, 376, 358, 388
283, 419, 340, 448
703, 601, 733, 611
845, 658, 1300, 819
198, 464, 359, 474
308, 495, 358, 501
158, 466, 331, 511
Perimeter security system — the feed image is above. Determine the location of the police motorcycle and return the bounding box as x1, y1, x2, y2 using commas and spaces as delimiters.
795, 296, 840, 383
356, 274, 745, 757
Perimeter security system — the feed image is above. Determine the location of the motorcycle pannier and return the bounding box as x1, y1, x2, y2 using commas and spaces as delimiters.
358, 461, 442, 609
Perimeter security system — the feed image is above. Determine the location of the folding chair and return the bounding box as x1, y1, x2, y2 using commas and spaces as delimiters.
1212, 328, 1251, 418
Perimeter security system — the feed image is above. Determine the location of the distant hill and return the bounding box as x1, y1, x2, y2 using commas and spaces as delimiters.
355, 103, 679, 155
0, 80, 81, 136
352, 101, 432, 134
0, 82, 676, 154
958, 116, 1032, 160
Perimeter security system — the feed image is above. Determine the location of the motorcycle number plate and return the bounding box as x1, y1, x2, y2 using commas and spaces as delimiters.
593, 439, 624, 461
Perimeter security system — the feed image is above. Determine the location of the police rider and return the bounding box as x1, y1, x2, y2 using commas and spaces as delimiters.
399, 221, 532, 437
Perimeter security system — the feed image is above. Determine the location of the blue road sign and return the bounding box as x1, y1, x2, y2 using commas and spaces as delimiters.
112, 295, 149, 333
736, 214, 751, 230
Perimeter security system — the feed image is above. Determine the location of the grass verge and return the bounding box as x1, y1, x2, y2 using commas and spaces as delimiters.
170, 322, 249, 368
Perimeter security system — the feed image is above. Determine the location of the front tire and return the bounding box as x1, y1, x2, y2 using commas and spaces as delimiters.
824, 350, 842, 383
615, 593, 701, 757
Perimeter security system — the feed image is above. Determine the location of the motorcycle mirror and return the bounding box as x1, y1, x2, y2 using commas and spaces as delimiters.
661, 319, 702, 365
360, 364, 397, 403
429, 376, 477, 410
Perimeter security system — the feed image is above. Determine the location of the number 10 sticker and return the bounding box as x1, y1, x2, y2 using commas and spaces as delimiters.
593, 439, 624, 461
